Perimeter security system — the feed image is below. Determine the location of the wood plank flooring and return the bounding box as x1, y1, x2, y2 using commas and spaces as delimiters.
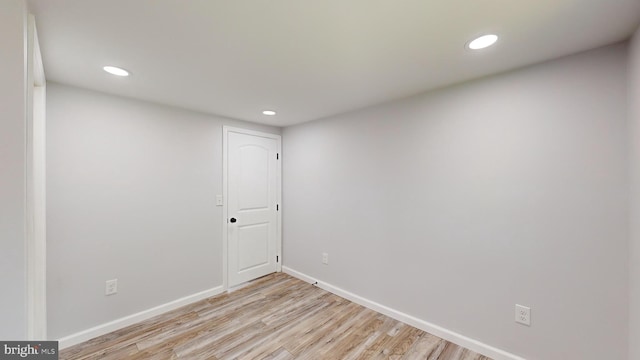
60, 273, 492, 360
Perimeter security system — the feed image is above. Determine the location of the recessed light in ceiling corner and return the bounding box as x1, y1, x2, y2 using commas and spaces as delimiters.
262, 110, 277, 116
103, 65, 130, 76
467, 34, 499, 50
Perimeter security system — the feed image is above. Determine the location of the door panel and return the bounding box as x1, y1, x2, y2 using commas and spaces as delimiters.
238, 145, 270, 210
227, 130, 279, 287
238, 223, 269, 271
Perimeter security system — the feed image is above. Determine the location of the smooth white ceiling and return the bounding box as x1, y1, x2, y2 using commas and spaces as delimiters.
29, 0, 640, 126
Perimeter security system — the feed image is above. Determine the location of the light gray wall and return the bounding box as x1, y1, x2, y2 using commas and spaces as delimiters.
46, 83, 280, 339
283, 44, 628, 360
629, 25, 640, 360
0, 0, 28, 340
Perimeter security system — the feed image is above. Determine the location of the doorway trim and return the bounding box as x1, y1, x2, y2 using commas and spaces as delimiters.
26, 14, 47, 340
222, 126, 282, 291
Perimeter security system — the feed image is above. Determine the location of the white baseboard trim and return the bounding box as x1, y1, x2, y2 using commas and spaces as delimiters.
282, 266, 525, 360
57, 285, 224, 349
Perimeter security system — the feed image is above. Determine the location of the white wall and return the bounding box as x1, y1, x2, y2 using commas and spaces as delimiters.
0, 0, 28, 340
283, 44, 628, 360
629, 25, 640, 360
46, 83, 280, 339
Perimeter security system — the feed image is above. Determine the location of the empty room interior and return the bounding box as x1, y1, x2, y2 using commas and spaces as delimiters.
3, 0, 640, 359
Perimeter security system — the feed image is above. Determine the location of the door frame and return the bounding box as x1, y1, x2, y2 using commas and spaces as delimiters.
222, 126, 282, 290
27, 14, 47, 340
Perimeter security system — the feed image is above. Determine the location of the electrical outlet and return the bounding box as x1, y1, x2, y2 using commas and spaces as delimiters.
322, 252, 329, 265
105, 279, 118, 296
515, 304, 530, 326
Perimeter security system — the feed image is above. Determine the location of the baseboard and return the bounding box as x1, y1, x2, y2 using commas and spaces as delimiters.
57, 285, 224, 349
282, 266, 525, 360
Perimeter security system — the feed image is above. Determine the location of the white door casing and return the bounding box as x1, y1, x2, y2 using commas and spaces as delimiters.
27, 14, 47, 340
223, 127, 281, 288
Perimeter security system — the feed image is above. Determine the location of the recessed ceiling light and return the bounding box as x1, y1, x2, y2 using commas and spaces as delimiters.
262, 110, 276, 116
103, 66, 130, 76
467, 34, 498, 50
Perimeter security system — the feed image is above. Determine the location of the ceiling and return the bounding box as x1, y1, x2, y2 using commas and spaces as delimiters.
28, 0, 640, 126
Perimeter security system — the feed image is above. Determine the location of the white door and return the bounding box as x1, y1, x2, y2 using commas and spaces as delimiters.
224, 127, 281, 287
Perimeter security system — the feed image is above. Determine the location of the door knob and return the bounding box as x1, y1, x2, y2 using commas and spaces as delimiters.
230, 217, 237, 223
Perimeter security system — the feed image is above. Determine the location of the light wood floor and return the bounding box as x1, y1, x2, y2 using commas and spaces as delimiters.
60, 273, 492, 360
